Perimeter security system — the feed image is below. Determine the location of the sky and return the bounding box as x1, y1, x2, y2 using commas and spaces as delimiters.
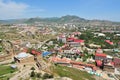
0, 0, 120, 21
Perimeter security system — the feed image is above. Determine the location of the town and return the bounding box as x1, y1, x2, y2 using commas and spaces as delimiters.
0, 18, 120, 80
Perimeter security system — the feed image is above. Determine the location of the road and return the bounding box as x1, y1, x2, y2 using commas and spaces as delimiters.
10, 66, 32, 80
0, 59, 13, 65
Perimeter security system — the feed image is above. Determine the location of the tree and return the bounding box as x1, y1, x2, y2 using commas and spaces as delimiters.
31, 67, 35, 70
23, 65, 26, 67
84, 49, 88, 54
36, 73, 41, 78
42, 73, 52, 79
82, 57, 87, 62
7, 78, 10, 80
48, 74, 53, 78
30, 71, 35, 77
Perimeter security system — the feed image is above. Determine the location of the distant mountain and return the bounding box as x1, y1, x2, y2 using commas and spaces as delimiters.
25, 17, 60, 23
0, 20, 10, 24
24, 15, 89, 24
24, 15, 120, 26
59, 15, 86, 23
0, 15, 120, 27
0, 19, 27, 24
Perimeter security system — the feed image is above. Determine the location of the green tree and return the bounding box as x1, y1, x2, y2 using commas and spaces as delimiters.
7, 78, 10, 80
42, 73, 50, 79
30, 71, 35, 77
31, 67, 35, 70
36, 73, 41, 78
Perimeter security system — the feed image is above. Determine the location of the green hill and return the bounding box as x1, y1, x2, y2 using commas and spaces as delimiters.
52, 65, 95, 80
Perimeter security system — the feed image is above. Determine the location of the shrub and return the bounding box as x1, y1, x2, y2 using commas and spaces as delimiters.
7, 78, 9, 80
36, 73, 41, 78
48, 74, 53, 78
42, 73, 53, 79
31, 67, 35, 70
23, 65, 26, 67
42, 73, 49, 79
10, 70, 14, 73
30, 71, 35, 77
10, 61, 16, 64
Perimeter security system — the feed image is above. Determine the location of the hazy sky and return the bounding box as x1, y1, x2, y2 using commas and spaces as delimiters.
0, 0, 120, 21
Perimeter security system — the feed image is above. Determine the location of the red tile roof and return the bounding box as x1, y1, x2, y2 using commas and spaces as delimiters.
70, 61, 84, 65
67, 38, 75, 41
50, 57, 96, 69
93, 67, 98, 70
105, 40, 113, 45
31, 50, 41, 55
74, 39, 84, 43
114, 58, 120, 63
51, 57, 71, 63
96, 60, 102, 66
95, 53, 106, 57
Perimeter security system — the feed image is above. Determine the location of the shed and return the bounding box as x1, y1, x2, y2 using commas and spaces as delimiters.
42, 51, 52, 57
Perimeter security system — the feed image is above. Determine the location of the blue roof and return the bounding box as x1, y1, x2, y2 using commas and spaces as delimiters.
42, 51, 52, 57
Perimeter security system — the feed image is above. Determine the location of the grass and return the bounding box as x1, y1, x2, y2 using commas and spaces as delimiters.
0, 65, 17, 79
52, 65, 95, 80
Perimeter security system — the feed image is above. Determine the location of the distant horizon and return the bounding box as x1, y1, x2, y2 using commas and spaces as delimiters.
1, 15, 120, 22
0, 0, 120, 22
